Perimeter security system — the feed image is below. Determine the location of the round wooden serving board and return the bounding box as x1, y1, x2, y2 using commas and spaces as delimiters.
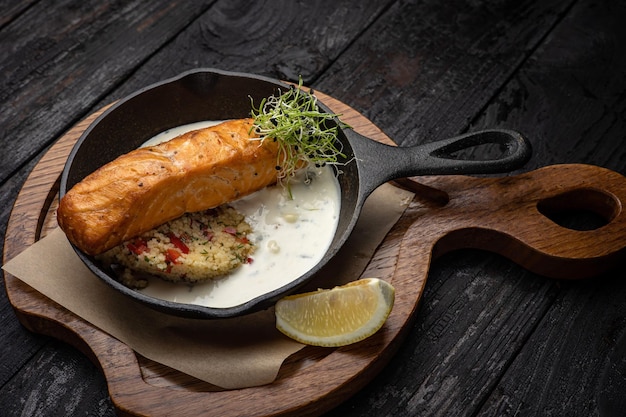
3, 93, 426, 417
5, 91, 626, 417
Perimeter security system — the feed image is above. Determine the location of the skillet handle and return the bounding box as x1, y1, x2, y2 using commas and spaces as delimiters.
348, 128, 532, 197
409, 129, 532, 175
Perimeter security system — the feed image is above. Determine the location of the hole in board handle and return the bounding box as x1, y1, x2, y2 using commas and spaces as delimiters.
537, 188, 620, 231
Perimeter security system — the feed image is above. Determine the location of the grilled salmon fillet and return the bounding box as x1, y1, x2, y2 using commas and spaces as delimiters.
57, 118, 279, 255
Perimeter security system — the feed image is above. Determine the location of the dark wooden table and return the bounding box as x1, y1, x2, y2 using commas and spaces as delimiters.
2, 0, 626, 415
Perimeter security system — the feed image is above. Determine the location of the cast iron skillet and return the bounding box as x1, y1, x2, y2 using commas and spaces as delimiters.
60, 68, 532, 319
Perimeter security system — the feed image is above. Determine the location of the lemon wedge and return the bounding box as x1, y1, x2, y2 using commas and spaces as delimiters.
275, 278, 395, 347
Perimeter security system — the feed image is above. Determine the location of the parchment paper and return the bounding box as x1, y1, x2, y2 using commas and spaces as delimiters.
3, 184, 413, 389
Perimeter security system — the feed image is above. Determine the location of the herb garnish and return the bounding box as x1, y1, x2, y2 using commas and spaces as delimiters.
250, 77, 350, 186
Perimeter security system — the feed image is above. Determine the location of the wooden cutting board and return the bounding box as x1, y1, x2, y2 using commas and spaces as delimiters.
4, 92, 626, 417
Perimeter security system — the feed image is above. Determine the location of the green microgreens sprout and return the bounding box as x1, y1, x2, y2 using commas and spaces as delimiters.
249, 77, 351, 191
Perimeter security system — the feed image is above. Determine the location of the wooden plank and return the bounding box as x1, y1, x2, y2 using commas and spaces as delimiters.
0, 0, 37, 27
315, 0, 577, 147
0, 340, 115, 417
0, 0, 213, 389
322, 0, 626, 416
90, 0, 393, 106
3, 0, 624, 416
480, 276, 626, 416
472, 1, 626, 175
477, 0, 626, 414
0, 155, 46, 387
0, 1, 392, 410
0, 0, 215, 185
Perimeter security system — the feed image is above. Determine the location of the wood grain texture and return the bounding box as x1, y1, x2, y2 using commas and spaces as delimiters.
5, 102, 626, 416
0, 0, 37, 27
0, 4, 391, 410
476, 2, 626, 174
474, 1, 626, 415
0, 0, 215, 185
93, 0, 393, 109
2, 0, 626, 415
404, 165, 626, 279
324, 1, 626, 416
315, 0, 575, 147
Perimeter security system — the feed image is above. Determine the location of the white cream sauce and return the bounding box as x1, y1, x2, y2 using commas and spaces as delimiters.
137, 121, 341, 308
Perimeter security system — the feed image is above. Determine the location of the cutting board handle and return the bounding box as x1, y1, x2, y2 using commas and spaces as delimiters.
399, 164, 626, 279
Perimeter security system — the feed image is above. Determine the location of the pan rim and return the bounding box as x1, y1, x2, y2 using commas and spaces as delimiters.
59, 68, 361, 319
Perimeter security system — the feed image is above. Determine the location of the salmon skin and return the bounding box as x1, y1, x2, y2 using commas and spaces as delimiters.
57, 118, 279, 255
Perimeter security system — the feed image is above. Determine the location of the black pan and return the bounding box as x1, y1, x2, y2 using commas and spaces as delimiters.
60, 68, 531, 318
